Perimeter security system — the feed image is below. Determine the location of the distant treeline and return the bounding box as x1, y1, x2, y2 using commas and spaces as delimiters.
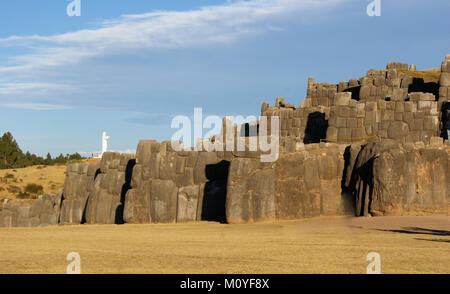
0, 132, 85, 169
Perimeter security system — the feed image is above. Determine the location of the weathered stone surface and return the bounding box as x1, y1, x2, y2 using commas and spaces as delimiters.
333, 92, 352, 106
0, 190, 62, 227
177, 185, 201, 222
346, 141, 448, 216
149, 179, 178, 223
59, 162, 94, 225
85, 153, 135, 224
226, 146, 353, 224
440, 72, 450, 87
387, 121, 409, 139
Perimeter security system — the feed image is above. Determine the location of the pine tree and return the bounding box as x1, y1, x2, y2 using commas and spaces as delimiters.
0, 132, 85, 169
45, 153, 52, 165
0, 132, 24, 168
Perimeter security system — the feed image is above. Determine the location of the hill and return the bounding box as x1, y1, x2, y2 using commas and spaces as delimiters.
0, 165, 67, 201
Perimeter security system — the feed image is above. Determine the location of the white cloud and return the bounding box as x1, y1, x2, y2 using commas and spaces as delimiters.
0, 0, 348, 109
0, 82, 73, 95
0, 0, 345, 70
4, 103, 70, 111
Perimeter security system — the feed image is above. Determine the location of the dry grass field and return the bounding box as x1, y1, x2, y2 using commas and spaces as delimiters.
0, 159, 99, 201
0, 215, 448, 274
0, 165, 67, 200
397, 68, 441, 83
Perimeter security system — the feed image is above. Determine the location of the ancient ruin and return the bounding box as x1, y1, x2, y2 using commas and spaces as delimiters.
1, 56, 449, 227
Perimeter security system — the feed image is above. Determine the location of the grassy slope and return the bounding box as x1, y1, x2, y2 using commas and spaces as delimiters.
0, 159, 99, 201
0, 165, 67, 200
397, 68, 441, 83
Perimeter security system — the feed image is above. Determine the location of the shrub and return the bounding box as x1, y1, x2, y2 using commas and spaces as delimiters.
4, 173, 15, 179
17, 192, 39, 200
7, 185, 21, 194
17, 192, 31, 199
24, 183, 44, 196
2, 173, 15, 183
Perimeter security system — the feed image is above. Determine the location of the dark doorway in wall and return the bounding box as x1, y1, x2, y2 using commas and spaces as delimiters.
240, 123, 259, 137
344, 86, 361, 101
201, 160, 230, 223
408, 78, 439, 98
304, 112, 328, 144
441, 102, 450, 139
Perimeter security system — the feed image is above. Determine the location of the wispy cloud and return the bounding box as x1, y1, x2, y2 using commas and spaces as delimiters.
0, 82, 74, 95
0, 0, 347, 110
3, 103, 71, 111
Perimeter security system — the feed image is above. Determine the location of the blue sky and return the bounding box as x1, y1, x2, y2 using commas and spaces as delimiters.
0, 0, 449, 156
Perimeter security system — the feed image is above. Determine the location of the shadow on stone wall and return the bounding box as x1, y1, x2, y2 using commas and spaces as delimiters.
408, 78, 439, 98
115, 159, 136, 224
303, 112, 328, 144
440, 102, 450, 139
240, 123, 259, 137
344, 86, 361, 101
201, 160, 230, 223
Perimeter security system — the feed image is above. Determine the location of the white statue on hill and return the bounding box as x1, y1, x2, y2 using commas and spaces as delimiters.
101, 131, 110, 157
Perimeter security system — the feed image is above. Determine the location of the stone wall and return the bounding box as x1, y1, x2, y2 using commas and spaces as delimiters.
1, 139, 448, 227
84, 153, 135, 224
261, 56, 449, 144
0, 191, 62, 227
227, 143, 353, 223
119, 140, 355, 224
123, 140, 235, 224
1, 57, 449, 228
439, 55, 450, 101
58, 152, 136, 225
343, 140, 449, 216
59, 162, 98, 225
326, 94, 440, 143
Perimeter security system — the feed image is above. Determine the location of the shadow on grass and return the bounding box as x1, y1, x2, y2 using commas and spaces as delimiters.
414, 238, 450, 243
379, 227, 450, 236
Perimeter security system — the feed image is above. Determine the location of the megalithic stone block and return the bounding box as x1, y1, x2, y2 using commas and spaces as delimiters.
333, 92, 352, 106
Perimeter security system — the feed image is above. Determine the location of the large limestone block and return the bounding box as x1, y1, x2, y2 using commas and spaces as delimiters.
130, 164, 143, 188
320, 179, 347, 216
123, 187, 151, 224
226, 158, 269, 224
318, 155, 340, 180
246, 168, 276, 221
177, 185, 201, 222
159, 152, 178, 181
348, 142, 448, 216
333, 92, 352, 106
326, 126, 338, 141
149, 179, 178, 223
303, 157, 320, 191
276, 179, 311, 219
429, 136, 443, 146
136, 140, 157, 165
277, 153, 305, 179
387, 121, 409, 139
194, 152, 219, 184
100, 152, 120, 173
60, 164, 93, 225
440, 72, 450, 87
